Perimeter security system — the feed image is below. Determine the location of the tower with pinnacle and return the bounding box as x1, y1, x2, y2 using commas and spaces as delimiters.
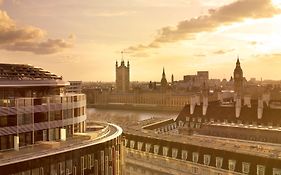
116, 60, 130, 93
161, 67, 168, 89
233, 57, 243, 95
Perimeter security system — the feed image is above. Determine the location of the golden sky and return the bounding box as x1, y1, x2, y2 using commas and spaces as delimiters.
0, 0, 281, 81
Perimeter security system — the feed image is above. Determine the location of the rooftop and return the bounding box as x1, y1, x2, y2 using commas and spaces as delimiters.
176, 100, 281, 124
0, 63, 62, 81
124, 126, 281, 160
0, 63, 68, 87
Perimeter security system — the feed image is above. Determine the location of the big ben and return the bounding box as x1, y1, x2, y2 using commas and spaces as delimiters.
234, 57, 243, 95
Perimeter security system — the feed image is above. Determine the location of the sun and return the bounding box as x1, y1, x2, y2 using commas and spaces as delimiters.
272, 0, 281, 8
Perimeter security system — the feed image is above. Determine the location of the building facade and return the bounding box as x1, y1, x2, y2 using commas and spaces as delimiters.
0, 63, 124, 175
66, 81, 83, 94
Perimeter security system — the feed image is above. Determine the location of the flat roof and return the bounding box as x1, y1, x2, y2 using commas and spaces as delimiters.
124, 126, 281, 160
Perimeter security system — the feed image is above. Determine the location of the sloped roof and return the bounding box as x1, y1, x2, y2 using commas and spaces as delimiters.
176, 100, 281, 124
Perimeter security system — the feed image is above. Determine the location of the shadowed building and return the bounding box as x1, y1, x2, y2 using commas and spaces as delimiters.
115, 60, 130, 93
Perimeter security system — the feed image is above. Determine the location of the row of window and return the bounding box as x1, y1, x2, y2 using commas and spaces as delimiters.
126, 139, 281, 175
184, 116, 279, 127
9, 143, 121, 175
0, 107, 85, 127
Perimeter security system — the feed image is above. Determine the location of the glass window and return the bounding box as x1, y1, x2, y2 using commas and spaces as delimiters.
204, 154, 211, 166
154, 145, 159, 155
257, 165, 265, 175
163, 146, 169, 157
145, 143, 151, 152
242, 162, 250, 174
216, 157, 223, 168
137, 142, 143, 151
172, 148, 178, 158
191, 166, 199, 174
130, 140, 135, 149
181, 150, 188, 160
273, 168, 281, 175
228, 159, 236, 171
192, 152, 199, 163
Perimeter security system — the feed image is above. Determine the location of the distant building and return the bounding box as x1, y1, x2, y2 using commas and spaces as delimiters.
160, 68, 168, 89
116, 60, 130, 93
233, 58, 243, 95
66, 80, 82, 93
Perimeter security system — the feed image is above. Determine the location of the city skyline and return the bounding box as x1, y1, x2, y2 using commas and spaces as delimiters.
0, 0, 281, 81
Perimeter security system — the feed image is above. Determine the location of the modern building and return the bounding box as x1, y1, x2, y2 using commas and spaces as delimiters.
0, 63, 124, 175
115, 60, 130, 93
66, 81, 82, 94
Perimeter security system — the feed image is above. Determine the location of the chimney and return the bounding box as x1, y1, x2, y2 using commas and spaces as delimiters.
195, 95, 200, 105
218, 92, 223, 102
257, 98, 263, 119
262, 93, 270, 107
190, 96, 196, 114
202, 96, 208, 115
235, 97, 241, 118
243, 95, 251, 108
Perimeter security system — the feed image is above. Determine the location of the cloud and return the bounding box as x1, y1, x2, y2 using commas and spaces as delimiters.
127, 0, 281, 52
249, 41, 257, 45
3, 39, 73, 54
213, 48, 235, 55
194, 53, 206, 57
0, 10, 74, 54
93, 11, 136, 17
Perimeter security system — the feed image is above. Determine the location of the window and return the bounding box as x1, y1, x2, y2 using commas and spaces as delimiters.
154, 145, 159, 155
130, 140, 135, 149
181, 150, 188, 160
124, 139, 128, 147
81, 156, 85, 175
163, 146, 169, 157
192, 152, 199, 163
191, 166, 199, 174
137, 142, 143, 151
145, 143, 151, 152
216, 157, 223, 168
203, 154, 210, 166
242, 162, 250, 174
172, 148, 178, 158
273, 168, 281, 175
257, 165, 265, 175
66, 159, 73, 174
228, 159, 236, 171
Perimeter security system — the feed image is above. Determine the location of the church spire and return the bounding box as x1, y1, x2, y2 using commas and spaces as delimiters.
161, 67, 168, 89
236, 56, 240, 67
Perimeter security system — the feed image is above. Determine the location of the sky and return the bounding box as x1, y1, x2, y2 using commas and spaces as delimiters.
0, 0, 281, 82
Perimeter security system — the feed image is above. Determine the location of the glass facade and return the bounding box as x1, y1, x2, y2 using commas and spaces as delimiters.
0, 94, 86, 151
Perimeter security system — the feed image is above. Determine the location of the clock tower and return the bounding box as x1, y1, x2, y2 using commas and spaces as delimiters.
234, 57, 243, 95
